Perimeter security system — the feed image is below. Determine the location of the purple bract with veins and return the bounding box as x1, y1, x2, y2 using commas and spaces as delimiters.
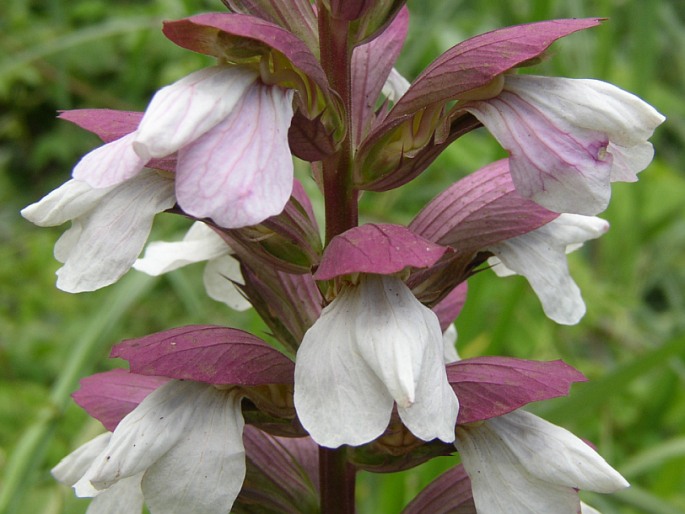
111, 325, 295, 385
410, 158, 558, 251
314, 223, 449, 280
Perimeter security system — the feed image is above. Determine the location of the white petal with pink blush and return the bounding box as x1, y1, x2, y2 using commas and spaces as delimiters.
465, 75, 664, 215
133, 66, 259, 160
175, 83, 295, 228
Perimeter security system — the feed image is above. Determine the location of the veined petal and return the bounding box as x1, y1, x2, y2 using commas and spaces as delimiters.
488, 410, 629, 493
175, 83, 295, 228
133, 66, 259, 160
203, 255, 251, 311
487, 214, 609, 325
52, 433, 112, 487
294, 286, 395, 448
354, 276, 458, 443
465, 75, 664, 215
54, 171, 176, 293
133, 222, 229, 276
465, 92, 612, 215
75, 381, 220, 494
455, 421, 581, 514
21, 179, 112, 227
73, 132, 148, 188
504, 76, 664, 147
141, 388, 246, 514
87, 475, 145, 514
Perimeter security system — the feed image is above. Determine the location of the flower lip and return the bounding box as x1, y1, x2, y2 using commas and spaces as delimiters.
463, 75, 665, 215
294, 275, 459, 448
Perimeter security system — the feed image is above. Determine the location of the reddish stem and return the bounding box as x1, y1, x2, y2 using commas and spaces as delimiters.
319, 6, 358, 245
316, 5, 358, 513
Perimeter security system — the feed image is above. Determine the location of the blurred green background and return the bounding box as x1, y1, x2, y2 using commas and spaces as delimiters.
1, 0, 683, 513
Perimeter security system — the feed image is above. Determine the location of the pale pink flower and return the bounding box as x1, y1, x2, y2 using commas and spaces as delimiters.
73, 66, 295, 229
464, 75, 665, 215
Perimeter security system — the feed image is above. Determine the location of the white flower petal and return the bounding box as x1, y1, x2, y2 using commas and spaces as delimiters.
76, 381, 217, 494
294, 286, 395, 448
381, 67, 410, 102
86, 474, 144, 514
488, 410, 629, 493
355, 276, 458, 442
608, 141, 655, 182
354, 276, 426, 407
141, 389, 246, 514
442, 324, 460, 364
203, 255, 251, 311
455, 421, 582, 514
504, 76, 664, 147
175, 84, 295, 228
397, 328, 458, 443
54, 170, 175, 292
133, 66, 259, 160
487, 214, 609, 325
21, 179, 112, 227
580, 502, 603, 514
466, 75, 664, 215
52, 433, 112, 487
133, 222, 229, 276
295, 275, 458, 447
73, 132, 148, 188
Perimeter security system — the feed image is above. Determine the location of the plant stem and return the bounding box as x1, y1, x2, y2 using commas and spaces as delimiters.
316, 5, 358, 513
319, 447, 357, 514
318, 5, 358, 244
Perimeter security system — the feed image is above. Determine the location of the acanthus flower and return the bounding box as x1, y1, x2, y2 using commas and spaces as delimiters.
294, 274, 459, 448
454, 409, 629, 514
134, 221, 250, 311
462, 74, 665, 215
20, 171, 175, 293
73, 65, 296, 229
54, 380, 246, 514
52, 324, 296, 513
295, 224, 458, 448
486, 213, 610, 325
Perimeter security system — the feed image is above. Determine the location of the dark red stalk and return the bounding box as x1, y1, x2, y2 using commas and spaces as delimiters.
319, 5, 358, 245
317, 4, 358, 513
